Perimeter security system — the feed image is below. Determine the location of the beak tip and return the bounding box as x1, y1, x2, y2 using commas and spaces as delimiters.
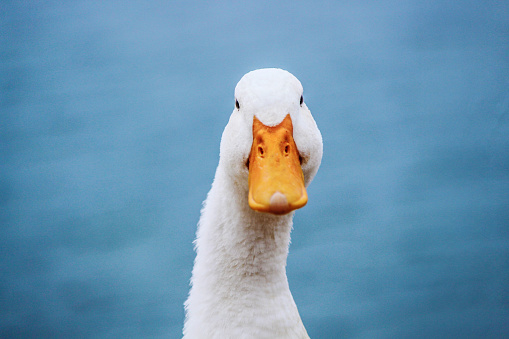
269, 191, 290, 215
249, 190, 307, 215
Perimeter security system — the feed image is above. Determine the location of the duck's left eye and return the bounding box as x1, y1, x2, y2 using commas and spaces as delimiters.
236, 100, 240, 110
300, 95, 303, 106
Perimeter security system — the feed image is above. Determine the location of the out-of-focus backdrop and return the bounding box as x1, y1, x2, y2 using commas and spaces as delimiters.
1, 1, 508, 338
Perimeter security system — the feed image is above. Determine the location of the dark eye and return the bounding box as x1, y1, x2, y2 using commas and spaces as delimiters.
235, 99, 240, 110
300, 95, 303, 106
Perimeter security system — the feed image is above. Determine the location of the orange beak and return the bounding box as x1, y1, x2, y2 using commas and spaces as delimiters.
248, 114, 307, 215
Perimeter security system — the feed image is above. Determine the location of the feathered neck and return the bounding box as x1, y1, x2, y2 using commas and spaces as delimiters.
183, 168, 309, 338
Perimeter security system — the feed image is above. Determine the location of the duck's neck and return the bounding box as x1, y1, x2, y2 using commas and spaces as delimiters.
184, 170, 309, 338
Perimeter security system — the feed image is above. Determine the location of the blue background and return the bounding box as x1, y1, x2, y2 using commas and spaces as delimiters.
1, 1, 508, 338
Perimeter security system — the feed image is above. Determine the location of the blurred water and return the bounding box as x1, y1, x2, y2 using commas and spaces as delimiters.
1, 1, 508, 338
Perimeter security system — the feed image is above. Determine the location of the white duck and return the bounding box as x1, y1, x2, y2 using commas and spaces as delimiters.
183, 68, 323, 339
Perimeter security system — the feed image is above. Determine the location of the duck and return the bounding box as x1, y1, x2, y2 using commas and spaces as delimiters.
183, 68, 323, 339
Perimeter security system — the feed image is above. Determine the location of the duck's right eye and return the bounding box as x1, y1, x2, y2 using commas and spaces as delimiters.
236, 100, 240, 110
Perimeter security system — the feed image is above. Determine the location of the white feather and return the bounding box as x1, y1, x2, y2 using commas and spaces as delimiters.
183, 68, 323, 339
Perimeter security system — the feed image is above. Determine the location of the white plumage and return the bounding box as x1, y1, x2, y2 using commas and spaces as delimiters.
183, 68, 323, 339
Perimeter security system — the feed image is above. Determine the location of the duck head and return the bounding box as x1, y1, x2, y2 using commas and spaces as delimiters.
219, 68, 323, 215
